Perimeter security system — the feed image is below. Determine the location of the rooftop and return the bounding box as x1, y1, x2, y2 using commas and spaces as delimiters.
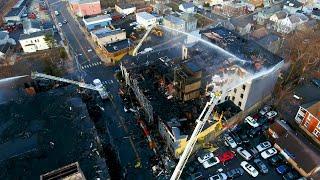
104, 39, 132, 53
92, 28, 124, 38
19, 29, 53, 40
83, 15, 112, 25
303, 101, 320, 120
75, 0, 100, 4
180, 2, 194, 9
257, 33, 280, 47
136, 12, 156, 20
115, 3, 135, 9
5, 0, 27, 18
284, 0, 303, 8
270, 120, 320, 174
164, 15, 185, 25
0, 31, 9, 40
0, 43, 11, 54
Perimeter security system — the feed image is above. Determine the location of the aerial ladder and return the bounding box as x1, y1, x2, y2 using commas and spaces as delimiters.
31, 72, 109, 99
132, 23, 157, 56
170, 91, 223, 180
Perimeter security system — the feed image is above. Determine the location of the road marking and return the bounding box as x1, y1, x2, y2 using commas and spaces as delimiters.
81, 62, 103, 69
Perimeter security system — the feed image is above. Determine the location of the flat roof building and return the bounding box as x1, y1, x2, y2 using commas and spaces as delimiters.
136, 12, 157, 29
115, 3, 136, 15
83, 15, 112, 30
3, 0, 28, 23
91, 28, 126, 48
69, 0, 101, 17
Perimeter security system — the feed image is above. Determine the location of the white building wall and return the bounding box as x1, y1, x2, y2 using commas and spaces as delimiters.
136, 13, 157, 29
19, 35, 49, 53
115, 5, 136, 15
93, 31, 126, 47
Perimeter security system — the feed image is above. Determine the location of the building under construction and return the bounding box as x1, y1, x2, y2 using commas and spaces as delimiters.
119, 26, 284, 158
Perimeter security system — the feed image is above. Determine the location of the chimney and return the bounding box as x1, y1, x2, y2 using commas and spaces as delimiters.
182, 44, 188, 60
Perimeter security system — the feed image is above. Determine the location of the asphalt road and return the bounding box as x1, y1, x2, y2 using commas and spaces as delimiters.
46, 0, 154, 178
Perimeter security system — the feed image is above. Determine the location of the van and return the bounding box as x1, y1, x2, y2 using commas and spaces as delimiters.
237, 147, 252, 160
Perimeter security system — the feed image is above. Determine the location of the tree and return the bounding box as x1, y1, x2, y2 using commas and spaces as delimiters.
44, 34, 55, 49
59, 48, 67, 59
282, 27, 320, 85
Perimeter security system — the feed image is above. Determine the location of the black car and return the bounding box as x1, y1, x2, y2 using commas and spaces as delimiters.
229, 131, 242, 145
239, 133, 249, 143
254, 158, 268, 174
247, 126, 263, 138
226, 168, 244, 179
269, 155, 283, 166
190, 172, 204, 180
258, 116, 269, 125
283, 171, 300, 180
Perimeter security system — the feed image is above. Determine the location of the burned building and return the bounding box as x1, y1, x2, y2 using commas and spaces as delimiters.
119, 27, 283, 157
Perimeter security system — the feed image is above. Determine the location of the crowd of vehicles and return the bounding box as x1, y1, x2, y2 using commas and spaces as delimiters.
189, 105, 304, 180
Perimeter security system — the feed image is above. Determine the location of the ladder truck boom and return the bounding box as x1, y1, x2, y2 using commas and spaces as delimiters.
132, 23, 157, 56
170, 92, 222, 180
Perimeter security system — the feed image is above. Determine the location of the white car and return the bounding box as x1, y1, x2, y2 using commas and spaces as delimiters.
202, 157, 220, 168
54, 11, 59, 15
208, 173, 227, 180
240, 161, 259, 177
259, 105, 271, 115
237, 147, 252, 160
58, 23, 62, 27
244, 116, 259, 128
261, 148, 277, 159
197, 152, 214, 163
266, 111, 278, 119
224, 135, 237, 148
256, 141, 272, 152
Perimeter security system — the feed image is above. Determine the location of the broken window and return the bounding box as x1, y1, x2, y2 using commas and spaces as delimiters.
234, 89, 237, 93
238, 101, 242, 107
240, 94, 244, 99
242, 85, 246, 90
232, 96, 235, 101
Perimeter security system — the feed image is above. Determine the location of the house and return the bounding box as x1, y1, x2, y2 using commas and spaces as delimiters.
268, 120, 320, 178
180, 13, 197, 32
179, 2, 195, 13
230, 17, 253, 35
83, 15, 112, 31
163, 15, 186, 32
104, 39, 134, 64
19, 29, 53, 53
3, 0, 27, 23
91, 28, 126, 48
274, 13, 309, 34
250, 27, 268, 40
23, 20, 42, 34
115, 4, 136, 15
257, 33, 281, 54
212, 2, 249, 17
283, 0, 303, 14
136, 12, 157, 29
311, 8, 320, 20
269, 10, 288, 23
254, 6, 282, 25
295, 101, 320, 145
153, 3, 172, 15
249, 0, 263, 7
69, 0, 101, 17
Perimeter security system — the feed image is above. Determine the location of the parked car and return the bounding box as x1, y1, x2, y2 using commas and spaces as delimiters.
237, 147, 252, 160
58, 23, 62, 27
229, 132, 242, 145
259, 105, 271, 116
54, 11, 59, 15
258, 116, 269, 124
266, 111, 277, 119
256, 141, 272, 152
218, 150, 235, 163
254, 158, 268, 174
250, 147, 259, 158
239, 133, 249, 143
224, 135, 237, 148
261, 148, 277, 159
202, 157, 220, 168
63, 20, 68, 24
276, 165, 290, 175
268, 155, 283, 166
208, 173, 227, 180
244, 116, 259, 128
240, 161, 259, 177
190, 172, 204, 180
283, 171, 300, 180
247, 126, 262, 138
197, 151, 214, 163
226, 168, 244, 179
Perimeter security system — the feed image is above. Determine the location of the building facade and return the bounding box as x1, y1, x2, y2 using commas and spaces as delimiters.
19, 29, 53, 53
69, 0, 101, 17
91, 28, 126, 48
136, 12, 157, 29
115, 4, 136, 15
163, 15, 185, 32
3, 0, 27, 23
295, 101, 320, 144
83, 15, 112, 31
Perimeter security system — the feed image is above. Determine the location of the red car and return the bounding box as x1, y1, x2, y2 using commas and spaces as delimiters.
218, 150, 235, 163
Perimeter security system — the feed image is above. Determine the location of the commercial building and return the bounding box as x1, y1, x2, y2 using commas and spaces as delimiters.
91, 28, 126, 48
3, 0, 27, 23
163, 15, 185, 32
136, 12, 157, 29
120, 27, 283, 157
115, 4, 136, 15
295, 101, 320, 145
69, 0, 101, 17
19, 29, 53, 53
83, 15, 112, 31
268, 120, 320, 178
104, 39, 134, 63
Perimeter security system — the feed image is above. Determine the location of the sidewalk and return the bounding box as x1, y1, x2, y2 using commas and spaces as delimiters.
65, 5, 113, 66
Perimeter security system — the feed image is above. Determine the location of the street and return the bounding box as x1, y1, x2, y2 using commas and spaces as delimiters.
46, 0, 154, 178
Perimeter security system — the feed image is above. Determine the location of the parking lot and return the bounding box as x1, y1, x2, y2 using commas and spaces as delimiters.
182, 106, 303, 180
